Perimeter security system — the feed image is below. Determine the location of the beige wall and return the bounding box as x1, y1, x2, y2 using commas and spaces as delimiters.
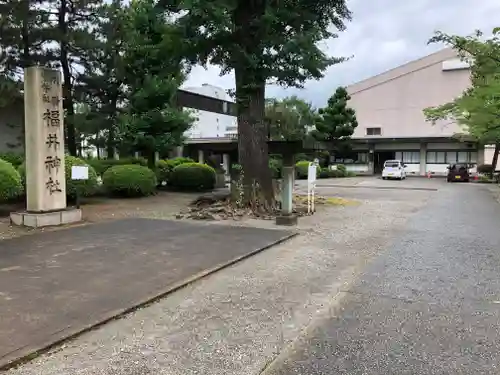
348, 48, 471, 139
0, 101, 24, 153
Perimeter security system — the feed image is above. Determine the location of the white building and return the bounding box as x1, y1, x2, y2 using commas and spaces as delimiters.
182, 84, 237, 139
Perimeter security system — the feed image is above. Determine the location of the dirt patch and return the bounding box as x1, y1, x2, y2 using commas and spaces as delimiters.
0, 191, 197, 241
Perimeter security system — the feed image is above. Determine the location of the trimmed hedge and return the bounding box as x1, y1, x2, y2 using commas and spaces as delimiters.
0, 159, 23, 202
0, 152, 23, 168
170, 162, 216, 191
102, 164, 157, 197
155, 157, 195, 186
155, 160, 171, 186
18, 156, 99, 199
86, 157, 148, 176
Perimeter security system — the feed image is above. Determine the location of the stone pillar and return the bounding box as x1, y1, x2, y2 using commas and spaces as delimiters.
368, 146, 375, 175
25, 67, 67, 212
276, 153, 297, 226
175, 146, 184, 158
419, 143, 427, 176
155, 152, 160, 162
134, 151, 140, 159
198, 149, 204, 164
114, 150, 120, 160
222, 153, 230, 178
10, 67, 81, 227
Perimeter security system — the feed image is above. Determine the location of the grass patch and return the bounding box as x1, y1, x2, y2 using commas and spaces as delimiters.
293, 195, 359, 206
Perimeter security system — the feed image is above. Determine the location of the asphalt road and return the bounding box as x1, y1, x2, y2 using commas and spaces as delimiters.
264, 182, 500, 375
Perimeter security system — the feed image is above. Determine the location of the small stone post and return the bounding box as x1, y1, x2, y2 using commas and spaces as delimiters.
276, 152, 298, 225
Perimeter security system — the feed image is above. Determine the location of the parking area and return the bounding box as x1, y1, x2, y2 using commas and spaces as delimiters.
295, 176, 445, 202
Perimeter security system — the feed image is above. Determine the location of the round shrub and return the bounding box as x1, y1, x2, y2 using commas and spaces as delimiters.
155, 160, 172, 186
18, 156, 99, 199
336, 164, 347, 174
0, 152, 23, 168
319, 169, 330, 179
65, 156, 99, 199
295, 161, 320, 179
0, 159, 23, 202
86, 157, 147, 176
170, 163, 216, 191
102, 164, 157, 197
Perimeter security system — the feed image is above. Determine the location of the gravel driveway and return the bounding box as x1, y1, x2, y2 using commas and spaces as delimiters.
6, 178, 437, 375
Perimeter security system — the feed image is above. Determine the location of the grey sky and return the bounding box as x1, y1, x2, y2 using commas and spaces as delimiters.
183, 0, 500, 107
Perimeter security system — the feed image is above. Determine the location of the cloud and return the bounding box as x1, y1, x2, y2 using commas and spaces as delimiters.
184, 0, 500, 107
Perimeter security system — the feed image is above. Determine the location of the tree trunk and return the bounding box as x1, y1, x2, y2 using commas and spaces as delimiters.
106, 121, 115, 159
235, 68, 275, 212
491, 142, 500, 175
58, 0, 77, 156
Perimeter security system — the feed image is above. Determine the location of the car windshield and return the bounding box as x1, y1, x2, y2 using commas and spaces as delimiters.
384, 162, 400, 168
451, 164, 468, 171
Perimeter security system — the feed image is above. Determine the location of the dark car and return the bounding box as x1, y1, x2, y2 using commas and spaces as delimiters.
447, 163, 470, 182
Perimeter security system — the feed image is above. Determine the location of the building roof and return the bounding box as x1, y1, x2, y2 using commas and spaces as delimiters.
347, 48, 459, 95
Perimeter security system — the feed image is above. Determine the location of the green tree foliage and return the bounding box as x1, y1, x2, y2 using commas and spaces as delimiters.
264, 96, 318, 141
311, 87, 358, 153
423, 28, 500, 170
120, 0, 195, 169
77, 0, 127, 159
170, 0, 352, 210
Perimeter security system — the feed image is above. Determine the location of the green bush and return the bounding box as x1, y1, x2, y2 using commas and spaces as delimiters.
319, 169, 330, 179
0, 152, 23, 168
18, 156, 99, 199
102, 164, 157, 197
336, 164, 347, 174
0, 159, 23, 202
166, 157, 195, 169
155, 160, 171, 186
65, 156, 99, 198
170, 162, 216, 191
86, 157, 147, 176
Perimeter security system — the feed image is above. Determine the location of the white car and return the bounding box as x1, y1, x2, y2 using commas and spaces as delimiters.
382, 160, 406, 180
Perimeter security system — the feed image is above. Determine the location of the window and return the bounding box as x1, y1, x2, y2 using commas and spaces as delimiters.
457, 151, 468, 163
427, 151, 478, 164
401, 151, 420, 164
366, 127, 381, 136
357, 153, 368, 163
426, 151, 445, 163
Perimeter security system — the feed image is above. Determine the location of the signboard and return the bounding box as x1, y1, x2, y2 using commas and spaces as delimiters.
307, 164, 317, 184
71, 165, 89, 180
307, 162, 317, 214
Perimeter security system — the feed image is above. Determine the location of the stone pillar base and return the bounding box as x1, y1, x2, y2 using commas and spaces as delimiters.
275, 214, 298, 226
10, 208, 82, 228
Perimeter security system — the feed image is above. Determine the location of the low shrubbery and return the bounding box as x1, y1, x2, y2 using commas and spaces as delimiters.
0, 152, 23, 168
170, 162, 216, 191
102, 164, 157, 197
155, 157, 195, 186
65, 156, 99, 199
296, 162, 354, 179
86, 157, 147, 176
0, 159, 23, 202
18, 156, 98, 199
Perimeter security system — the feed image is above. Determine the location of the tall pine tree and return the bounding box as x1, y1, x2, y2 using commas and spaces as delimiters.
120, 0, 194, 169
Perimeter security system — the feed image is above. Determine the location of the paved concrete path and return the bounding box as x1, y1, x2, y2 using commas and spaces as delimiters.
263, 183, 500, 374
0, 218, 293, 368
